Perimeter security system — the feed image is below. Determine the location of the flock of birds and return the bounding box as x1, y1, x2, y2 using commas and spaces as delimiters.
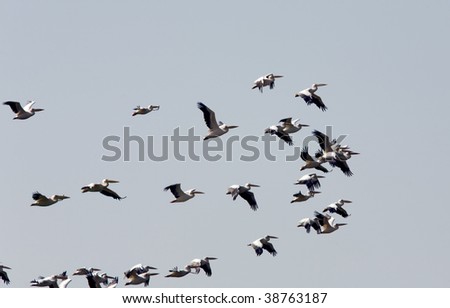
1, 73, 359, 287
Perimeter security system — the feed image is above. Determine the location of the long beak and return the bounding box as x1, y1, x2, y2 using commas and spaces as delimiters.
33, 108, 44, 112
249, 184, 260, 188
337, 223, 347, 227
299, 124, 310, 127
227, 125, 238, 129
316, 175, 325, 178
194, 191, 205, 194
342, 200, 352, 203
311, 191, 321, 194
316, 83, 327, 87
106, 179, 120, 183
273, 75, 283, 78
206, 257, 218, 260
268, 235, 278, 239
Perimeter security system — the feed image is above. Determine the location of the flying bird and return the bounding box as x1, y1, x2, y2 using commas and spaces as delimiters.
124, 265, 159, 287
132, 105, 160, 116
31, 192, 70, 207
252, 74, 283, 92
294, 173, 325, 191
124, 264, 158, 279
313, 130, 353, 176
290, 190, 320, 203
73, 267, 114, 288
300, 146, 329, 173
164, 183, 204, 203
264, 125, 294, 145
106, 276, 119, 288
226, 183, 260, 211
295, 84, 328, 111
0, 264, 11, 285
278, 117, 309, 134
248, 235, 278, 257
323, 199, 352, 218
297, 217, 322, 234
197, 102, 238, 140
30, 271, 68, 288
165, 266, 192, 278
3, 100, 44, 120
187, 257, 217, 277
314, 211, 347, 234
81, 179, 126, 200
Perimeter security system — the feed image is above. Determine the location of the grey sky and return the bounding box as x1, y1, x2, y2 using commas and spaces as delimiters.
1, 0, 449, 288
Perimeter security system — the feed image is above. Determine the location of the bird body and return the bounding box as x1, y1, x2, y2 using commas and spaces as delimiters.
248, 235, 278, 256
197, 102, 238, 140
278, 117, 309, 134
252, 74, 283, 92
314, 211, 347, 234
295, 84, 328, 111
81, 179, 126, 200
124, 265, 159, 286
0, 264, 11, 285
226, 183, 259, 211
264, 125, 293, 145
30, 271, 68, 288
187, 257, 217, 277
291, 190, 320, 203
132, 105, 160, 116
294, 173, 325, 191
165, 266, 192, 278
164, 183, 204, 203
3, 100, 44, 119
323, 199, 352, 218
31, 192, 69, 207
297, 217, 322, 234
300, 146, 329, 173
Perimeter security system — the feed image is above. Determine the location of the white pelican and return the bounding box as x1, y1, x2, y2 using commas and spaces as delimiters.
252, 74, 283, 92
30, 271, 68, 288
248, 235, 278, 257
187, 257, 217, 277
294, 173, 325, 191
81, 179, 126, 200
85, 271, 115, 288
226, 183, 260, 211
297, 217, 322, 234
125, 271, 159, 287
31, 192, 70, 207
3, 100, 44, 120
278, 117, 309, 134
132, 105, 160, 116
314, 211, 347, 234
197, 102, 238, 140
313, 130, 353, 176
0, 264, 11, 285
165, 266, 192, 278
124, 264, 158, 279
264, 125, 293, 145
323, 199, 352, 218
291, 190, 320, 203
295, 83, 328, 111
300, 146, 329, 173
164, 183, 204, 203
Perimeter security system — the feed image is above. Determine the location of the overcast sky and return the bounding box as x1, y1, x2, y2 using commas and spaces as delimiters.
1, 0, 449, 288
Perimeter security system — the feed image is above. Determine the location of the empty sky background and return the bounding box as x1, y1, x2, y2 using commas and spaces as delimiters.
1, 0, 449, 288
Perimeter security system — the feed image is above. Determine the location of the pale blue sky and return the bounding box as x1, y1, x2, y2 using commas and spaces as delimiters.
1, 0, 449, 287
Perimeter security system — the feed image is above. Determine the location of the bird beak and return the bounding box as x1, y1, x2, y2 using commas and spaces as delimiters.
300, 124, 310, 127
249, 184, 260, 188
316, 175, 325, 178
311, 191, 321, 194
206, 257, 218, 260
149, 273, 159, 276
62, 196, 70, 200
34, 108, 44, 112
337, 223, 347, 227
194, 191, 205, 194
343, 200, 352, 203
268, 236, 278, 239
227, 125, 238, 129
273, 75, 283, 78
106, 179, 120, 183
316, 83, 327, 87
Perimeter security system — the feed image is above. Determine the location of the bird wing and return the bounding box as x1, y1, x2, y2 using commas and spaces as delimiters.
3, 101, 24, 114
23, 101, 36, 112
227, 186, 239, 200
197, 102, 219, 130
100, 187, 125, 200
329, 159, 353, 176
311, 94, 327, 111
300, 147, 313, 162
278, 117, 292, 125
274, 131, 293, 145
164, 184, 186, 199
200, 260, 212, 277
0, 271, 10, 284
261, 240, 277, 256
312, 130, 333, 152
32, 192, 48, 202
239, 190, 258, 211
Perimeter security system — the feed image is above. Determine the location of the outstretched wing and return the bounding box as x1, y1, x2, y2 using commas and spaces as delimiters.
197, 102, 219, 130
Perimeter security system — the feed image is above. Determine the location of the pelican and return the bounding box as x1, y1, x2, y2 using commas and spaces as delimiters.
294, 173, 325, 191
73, 267, 102, 276
314, 211, 347, 234
295, 83, 328, 111
125, 271, 159, 287
252, 74, 283, 92
313, 130, 353, 176
297, 217, 322, 234
187, 257, 217, 277
132, 105, 160, 116
31, 192, 70, 207
124, 264, 158, 279
85, 271, 115, 288
164, 183, 204, 203
278, 117, 309, 134
0, 264, 11, 285
30, 271, 68, 288
300, 146, 329, 173
165, 266, 192, 278
264, 125, 293, 145
226, 183, 260, 211
248, 235, 278, 257
291, 190, 320, 203
3, 100, 44, 120
197, 102, 238, 140
81, 179, 126, 200
323, 199, 352, 218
